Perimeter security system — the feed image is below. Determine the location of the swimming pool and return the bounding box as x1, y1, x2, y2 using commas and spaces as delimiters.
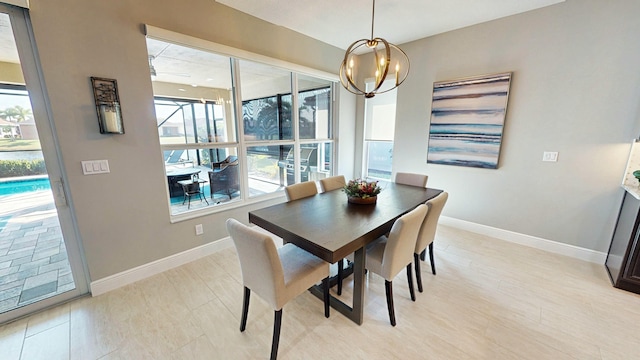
0, 177, 51, 196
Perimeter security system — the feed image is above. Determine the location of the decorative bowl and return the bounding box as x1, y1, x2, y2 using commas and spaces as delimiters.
348, 195, 377, 205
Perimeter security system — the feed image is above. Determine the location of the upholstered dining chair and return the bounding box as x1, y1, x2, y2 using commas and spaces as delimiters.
284, 181, 318, 201
414, 191, 448, 292
343, 204, 428, 326
226, 218, 330, 360
319, 175, 346, 192
395, 172, 428, 188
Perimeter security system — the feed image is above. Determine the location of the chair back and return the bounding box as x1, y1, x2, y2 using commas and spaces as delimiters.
285, 181, 318, 201
381, 204, 428, 278
395, 172, 428, 188
212, 155, 239, 170
319, 175, 346, 192
226, 219, 283, 310
209, 161, 240, 197
415, 192, 448, 253
184, 182, 200, 194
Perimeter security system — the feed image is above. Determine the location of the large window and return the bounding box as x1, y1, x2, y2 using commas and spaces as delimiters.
363, 80, 397, 180
146, 35, 336, 217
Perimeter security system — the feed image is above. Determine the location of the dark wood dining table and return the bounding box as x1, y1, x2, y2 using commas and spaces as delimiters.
248, 181, 443, 325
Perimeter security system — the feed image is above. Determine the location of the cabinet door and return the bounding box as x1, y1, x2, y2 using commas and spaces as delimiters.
623, 229, 640, 283
606, 192, 640, 283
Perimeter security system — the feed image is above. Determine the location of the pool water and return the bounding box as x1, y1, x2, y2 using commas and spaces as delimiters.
0, 177, 51, 196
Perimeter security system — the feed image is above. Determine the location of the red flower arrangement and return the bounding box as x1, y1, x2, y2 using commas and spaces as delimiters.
343, 179, 382, 199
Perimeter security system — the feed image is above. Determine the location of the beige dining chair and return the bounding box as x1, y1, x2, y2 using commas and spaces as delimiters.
395, 172, 428, 188
226, 218, 330, 360
319, 175, 346, 192
343, 204, 428, 326
284, 181, 318, 201
414, 192, 448, 292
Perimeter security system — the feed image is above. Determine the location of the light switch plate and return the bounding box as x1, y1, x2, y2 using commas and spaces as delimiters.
81, 160, 110, 175
542, 151, 558, 162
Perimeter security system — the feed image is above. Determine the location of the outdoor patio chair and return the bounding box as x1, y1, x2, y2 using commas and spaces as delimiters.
208, 157, 240, 200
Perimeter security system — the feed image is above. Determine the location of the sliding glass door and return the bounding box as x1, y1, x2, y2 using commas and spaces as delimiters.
0, 3, 88, 324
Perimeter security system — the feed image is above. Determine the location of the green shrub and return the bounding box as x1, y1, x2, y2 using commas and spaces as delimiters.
0, 159, 47, 178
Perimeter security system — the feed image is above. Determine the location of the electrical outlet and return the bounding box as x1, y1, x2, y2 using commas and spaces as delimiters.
542, 151, 558, 162
195, 224, 204, 235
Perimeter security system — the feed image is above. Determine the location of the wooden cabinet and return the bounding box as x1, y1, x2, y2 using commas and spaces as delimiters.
606, 191, 640, 294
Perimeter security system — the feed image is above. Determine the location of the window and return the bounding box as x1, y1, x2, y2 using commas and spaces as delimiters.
146, 34, 337, 217
363, 80, 397, 180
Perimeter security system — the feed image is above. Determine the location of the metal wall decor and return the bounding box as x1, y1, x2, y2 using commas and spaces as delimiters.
90, 77, 124, 134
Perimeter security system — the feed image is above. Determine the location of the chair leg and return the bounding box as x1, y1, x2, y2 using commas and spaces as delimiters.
414, 253, 423, 293
406, 264, 416, 302
240, 287, 250, 332
200, 192, 209, 205
270, 309, 283, 360
337, 259, 343, 295
420, 248, 426, 261
322, 277, 330, 318
384, 280, 396, 326
429, 243, 436, 275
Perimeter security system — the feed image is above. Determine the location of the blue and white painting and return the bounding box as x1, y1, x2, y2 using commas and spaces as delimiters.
427, 72, 512, 169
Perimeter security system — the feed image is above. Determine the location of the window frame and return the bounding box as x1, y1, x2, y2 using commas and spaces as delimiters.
145, 26, 340, 222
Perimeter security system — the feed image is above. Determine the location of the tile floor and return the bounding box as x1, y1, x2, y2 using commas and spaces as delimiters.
1, 224, 640, 359
0, 191, 74, 314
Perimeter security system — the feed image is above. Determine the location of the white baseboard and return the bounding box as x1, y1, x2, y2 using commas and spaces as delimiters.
90, 237, 234, 296
440, 216, 607, 264
90, 218, 607, 296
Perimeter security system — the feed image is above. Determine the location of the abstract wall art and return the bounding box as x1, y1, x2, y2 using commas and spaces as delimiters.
427, 72, 512, 169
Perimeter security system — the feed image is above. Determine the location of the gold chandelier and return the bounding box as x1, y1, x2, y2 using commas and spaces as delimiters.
339, 0, 410, 98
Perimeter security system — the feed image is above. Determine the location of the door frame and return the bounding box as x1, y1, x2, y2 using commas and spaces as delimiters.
0, 3, 89, 324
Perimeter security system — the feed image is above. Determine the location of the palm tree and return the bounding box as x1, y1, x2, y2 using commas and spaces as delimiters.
0, 105, 33, 122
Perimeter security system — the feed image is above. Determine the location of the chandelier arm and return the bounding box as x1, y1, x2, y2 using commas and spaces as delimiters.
389, 43, 410, 86
340, 61, 365, 96
367, 38, 391, 95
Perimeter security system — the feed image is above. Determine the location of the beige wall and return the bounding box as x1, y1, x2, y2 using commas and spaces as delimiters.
26, 0, 345, 281
390, 0, 640, 252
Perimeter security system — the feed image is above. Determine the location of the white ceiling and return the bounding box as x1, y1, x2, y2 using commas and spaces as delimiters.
0, 1, 566, 88
215, 0, 565, 50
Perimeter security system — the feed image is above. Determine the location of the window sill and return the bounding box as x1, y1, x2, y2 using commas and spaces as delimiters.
168, 192, 286, 223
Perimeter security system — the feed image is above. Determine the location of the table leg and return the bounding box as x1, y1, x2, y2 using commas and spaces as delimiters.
310, 247, 365, 325
351, 247, 365, 324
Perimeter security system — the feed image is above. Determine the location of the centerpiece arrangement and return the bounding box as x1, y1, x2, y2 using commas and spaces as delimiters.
344, 178, 382, 204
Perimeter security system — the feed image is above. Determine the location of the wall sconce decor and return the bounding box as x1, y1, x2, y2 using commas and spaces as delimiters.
90, 77, 124, 134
